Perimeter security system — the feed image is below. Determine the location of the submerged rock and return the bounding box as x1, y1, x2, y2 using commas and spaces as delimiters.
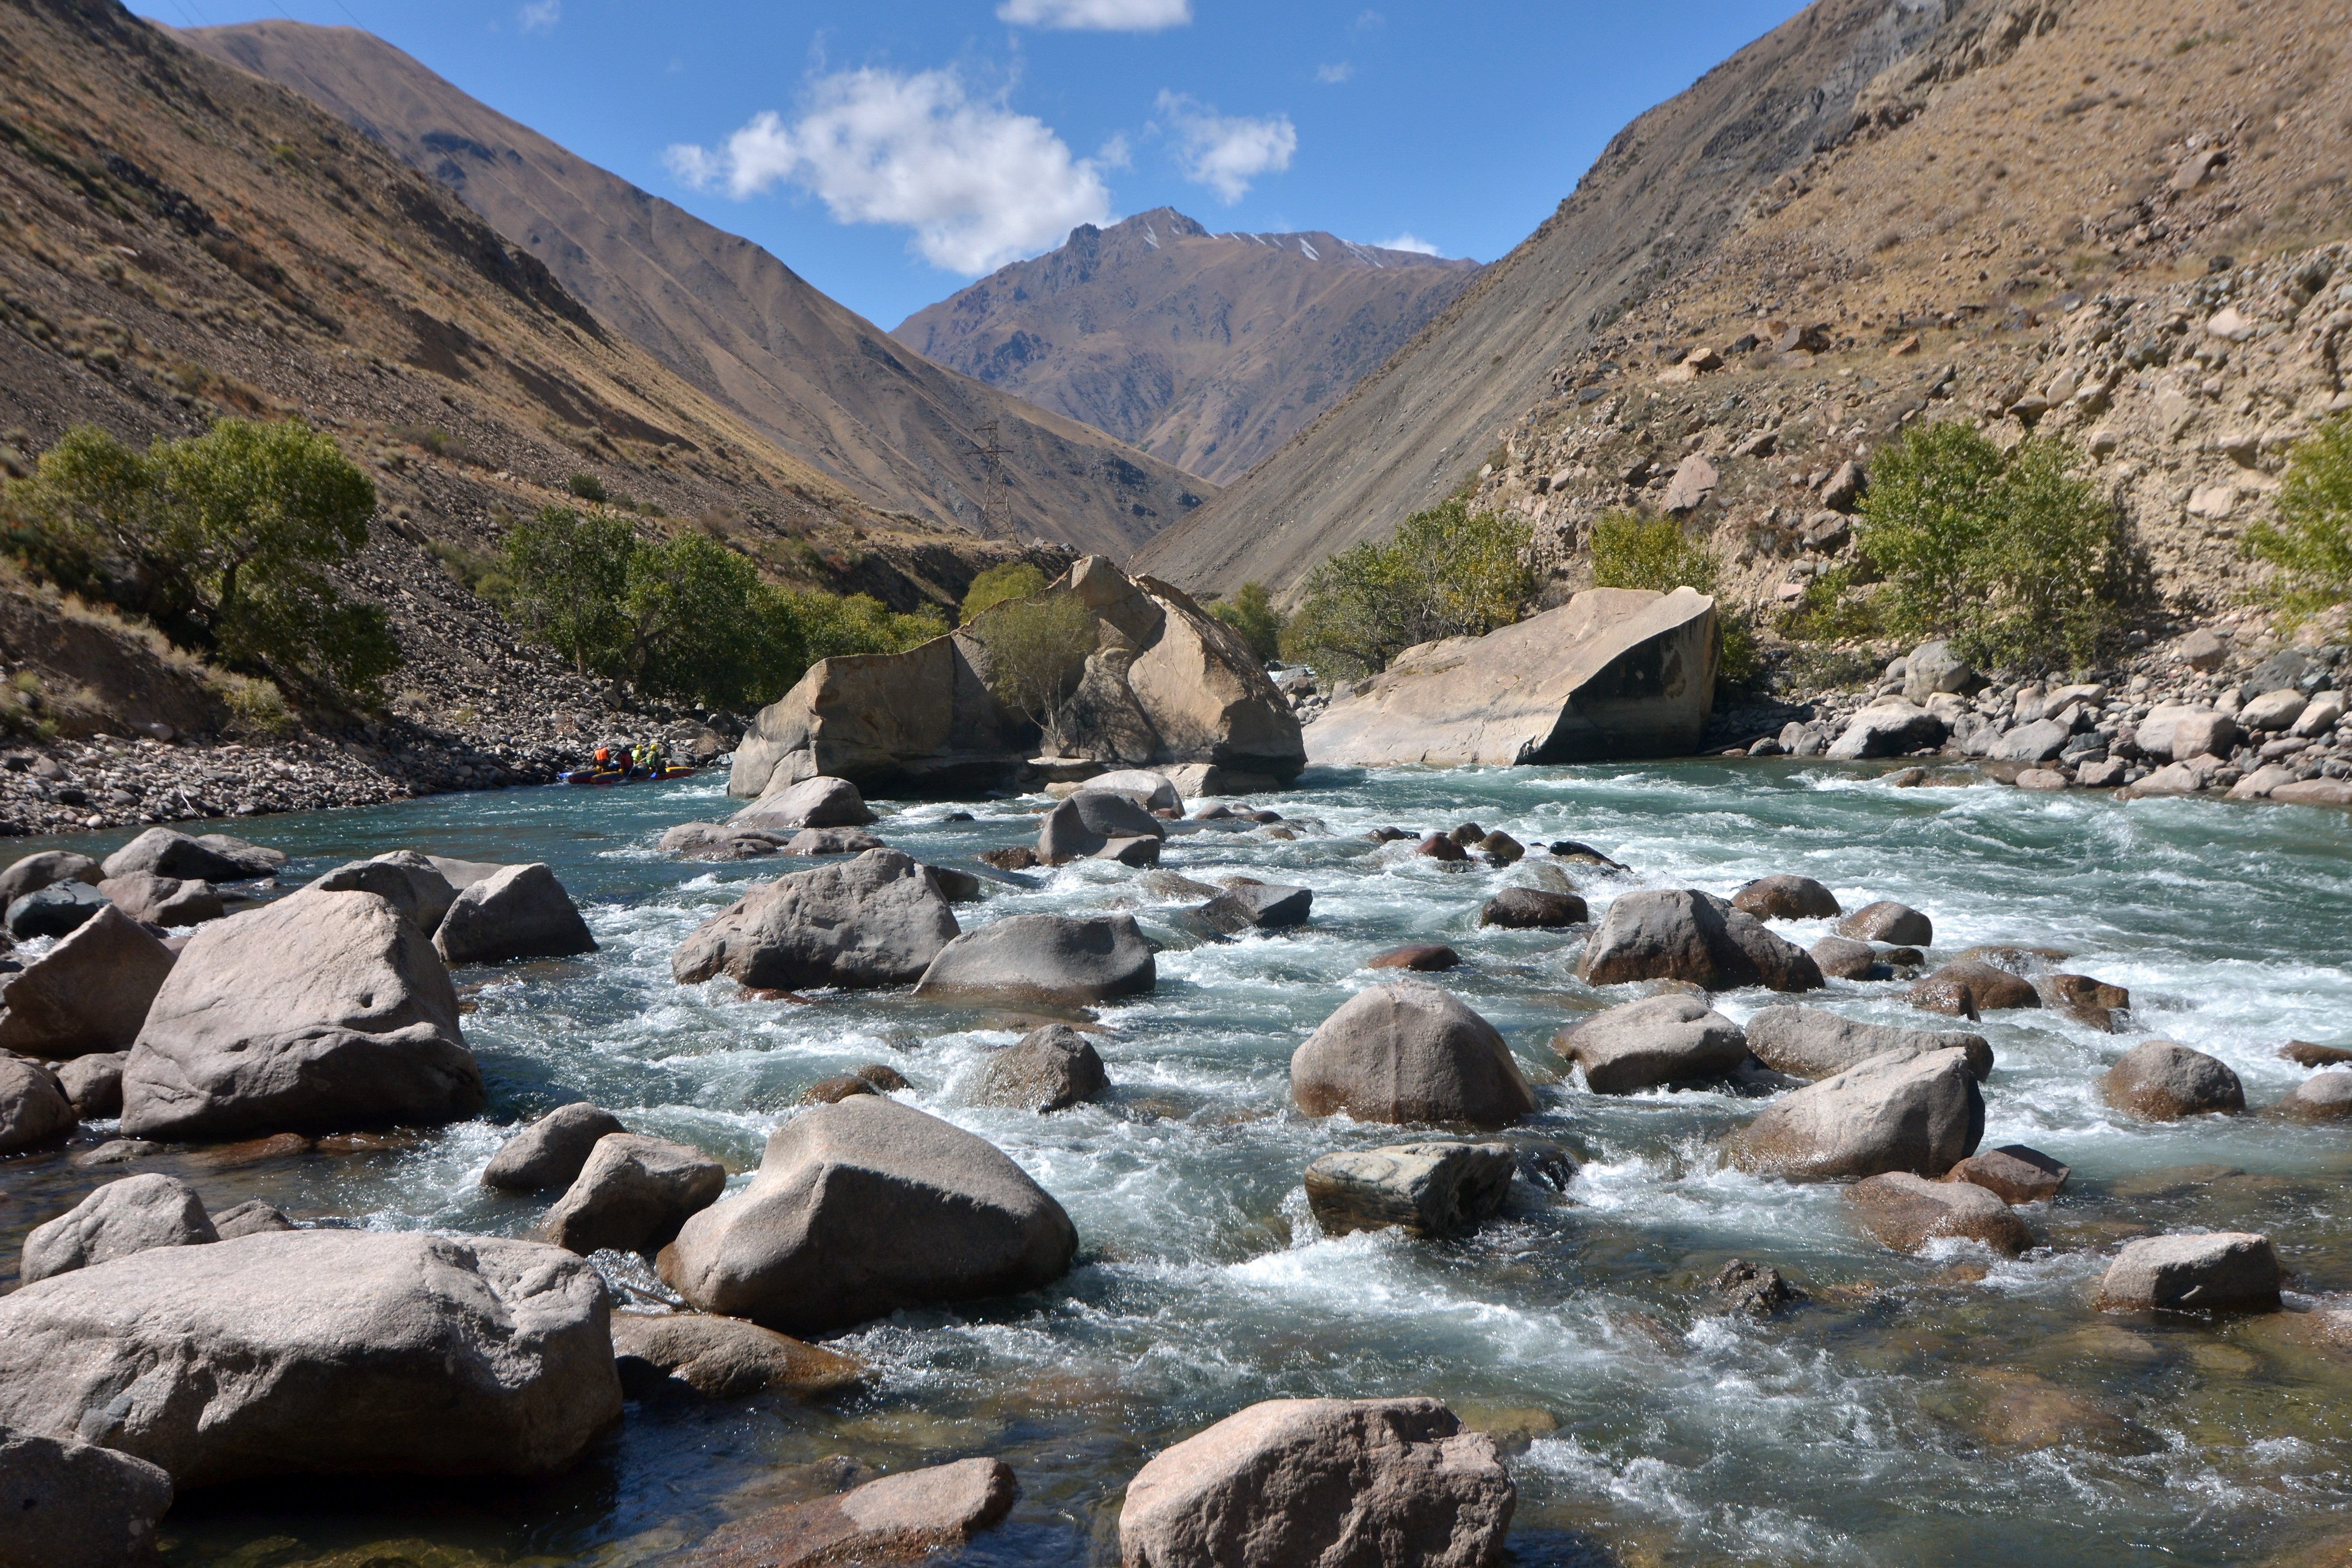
2096, 1232, 2281, 1314
1291, 983, 1536, 1128
2101, 1040, 2245, 1121
1728, 1048, 1983, 1180
976, 1024, 1109, 1113
1303, 1142, 1516, 1238
1576, 889, 1822, 993
673, 850, 959, 991
20, 1173, 218, 1283
1553, 994, 1750, 1094
611, 1312, 863, 1401
1710, 1258, 1804, 1317
688, 1457, 1017, 1568
1117, 1397, 1515, 1568
1845, 1171, 2031, 1256
1743, 1005, 1992, 1081
482, 1103, 628, 1192
914, 913, 1155, 1006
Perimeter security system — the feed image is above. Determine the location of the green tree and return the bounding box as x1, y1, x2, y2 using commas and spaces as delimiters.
1209, 580, 1285, 662
1856, 421, 2120, 669
959, 560, 1049, 622
793, 589, 947, 665
972, 591, 1095, 751
622, 532, 788, 708
2246, 412, 2352, 612
1281, 500, 1533, 681
1588, 510, 1720, 594
502, 505, 637, 676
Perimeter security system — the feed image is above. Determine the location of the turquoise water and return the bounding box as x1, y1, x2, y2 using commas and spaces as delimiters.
5, 760, 2352, 1567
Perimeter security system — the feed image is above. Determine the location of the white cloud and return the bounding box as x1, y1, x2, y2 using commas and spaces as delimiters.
997, 0, 1191, 30
518, 0, 559, 34
664, 67, 1114, 275
1155, 91, 1297, 204
1374, 232, 1438, 255
1315, 62, 1354, 84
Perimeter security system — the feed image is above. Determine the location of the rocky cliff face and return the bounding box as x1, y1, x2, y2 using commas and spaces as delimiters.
181, 21, 1215, 559
896, 210, 1478, 485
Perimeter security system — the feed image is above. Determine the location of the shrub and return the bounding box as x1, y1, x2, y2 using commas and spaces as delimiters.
793, 590, 946, 666
567, 472, 608, 503
1777, 564, 1881, 642
1282, 499, 1532, 681
2245, 412, 2352, 612
1856, 421, 2121, 669
960, 560, 1049, 622
1209, 580, 1285, 662
1588, 509, 1719, 594
972, 591, 1096, 752
502, 505, 636, 677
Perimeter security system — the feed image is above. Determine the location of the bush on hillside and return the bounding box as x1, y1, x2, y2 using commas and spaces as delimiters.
566, 472, 608, 503
1587, 508, 1759, 689
959, 560, 1049, 622
1855, 421, 2121, 669
1281, 500, 1533, 681
2245, 412, 2352, 613
1209, 580, 1285, 662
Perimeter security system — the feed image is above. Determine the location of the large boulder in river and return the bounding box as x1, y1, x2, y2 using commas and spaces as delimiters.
1732, 875, 1840, 920
2095, 1232, 2281, 1313
97, 871, 222, 927
1728, 1047, 1983, 1180
2100, 1040, 2244, 1120
0, 1426, 175, 1568
609, 1312, 863, 1400
1743, 1005, 1992, 1081
1304, 587, 1717, 767
482, 1103, 628, 1191
0, 1229, 621, 1486
674, 849, 960, 990
1117, 1397, 1515, 1568
914, 913, 1155, 1006
1290, 983, 1536, 1128
0, 1057, 76, 1155
0, 902, 175, 1059
731, 775, 871, 830
434, 863, 596, 965
1576, 890, 1823, 992
657, 1095, 1078, 1335
540, 1134, 725, 1257
1039, 790, 1166, 864
976, 1023, 1109, 1113
1303, 1142, 1517, 1238
101, 827, 274, 884
119, 889, 485, 1142
728, 557, 1302, 797
0, 849, 100, 905
21, 1173, 218, 1284
1553, 994, 1750, 1094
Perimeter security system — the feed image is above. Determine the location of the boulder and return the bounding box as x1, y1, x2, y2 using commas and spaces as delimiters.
20, 1173, 218, 1284
2039, 972, 2130, 1030
2101, 1040, 2244, 1120
1553, 994, 1750, 1094
1826, 702, 1946, 759
1808, 935, 1879, 979
921, 864, 982, 903
119, 889, 485, 1142
1478, 887, 1588, 928
1728, 1048, 1983, 1180
6, 879, 108, 939
660, 822, 789, 861
0, 849, 100, 905
1575, 889, 1823, 993
541, 1134, 726, 1257
100, 828, 270, 884
673, 850, 959, 991
1039, 791, 1167, 864
657, 1096, 1077, 1335
1992, 719, 2073, 763
0, 1426, 174, 1568
1908, 960, 2041, 1018
728, 559, 1302, 797
1900, 641, 1974, 704
97, 871, 222, 927
688, 1457, 1017, 1568
976, 1023, 1109, 1113
309, 852, 458, 934
2278, 1070, 2352, 1121
1732, 875, 1840, 921
482, 1103, 628, 1191
2281, 1041, 2352, 1068
784, 827, 886, 856
0, 1057, 75, 1155
1845, 1172, 2031, 1256
1303, 587, 1717, 766
1743, 1005, 1992, 1081
1837, 900, 1931, 945
0, 1229, 621, 1486
732, 775, 872, 831
434, 863, 597, 965
1367, 944, 1459, 972
0, 903, 176, 1059
2272, 777, 2352, 806
913, 913, 1155, 1006
1116, 1398, 1514, 1568
1192, 879, 1314, 934
611, 1312, 863, 1401
2239, 689, 2307, 731
1303, 1142, 1516, 1238
1414, 833, 1468, 862
1290, 983, 1536, 1128
1087, 769, 1184, 813
55, 1051, 127, 1117
2136, 704, 2236, 762
1943, 1145, 2069, 1204
1166, 762, 1284, 797
210, 1200, 295, 1239
423, 855, 505, 892
2096, 1232, 2281, 1313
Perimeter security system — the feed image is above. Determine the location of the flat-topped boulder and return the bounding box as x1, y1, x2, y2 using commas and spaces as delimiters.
914, 913, 1155, 1006
1291, 983, 1536, 1128
1303, 1142, 1516, 1238
658, 1096, 1077, 1335
0, 902, 176, 1059
1303, 587, 1716, 766
729, 557, 1302, 797
1577, 889, 1822, 993
674, 850, 960, 991
0, 1229, 621, 1486
1728, 1047, 1983, 1180
1744, 1006, 1992, 1081
2096, 1232, 2281, 1313
1553, 994, 1750, 1094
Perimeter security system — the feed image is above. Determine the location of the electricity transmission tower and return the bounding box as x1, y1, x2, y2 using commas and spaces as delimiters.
968, 421, 1013, 538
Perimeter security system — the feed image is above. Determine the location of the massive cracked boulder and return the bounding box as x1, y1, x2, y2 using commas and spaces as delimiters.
658, 1096, 1077, 1335
673, 850, 960, 991
0, 902, 176, 1059
0, 1426, 174, 1568
434, 863, 597, 965
729, 557, 1302, 796
1291, 983, 1536, 1128
1304, 587, 1717, 766
21, 1174, 218, 1284
1743, 1006, 1993, 1081
1576, 890, 1823, 993
914, 913, 1155, 1006
119, 890, 485, 1142
1728, 1047, 1983, 1180
1117, 1398, 1515, 1568
0, 1229, 621, 1486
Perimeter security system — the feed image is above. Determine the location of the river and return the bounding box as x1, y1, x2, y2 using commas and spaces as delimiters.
4, 760, 2351, 1567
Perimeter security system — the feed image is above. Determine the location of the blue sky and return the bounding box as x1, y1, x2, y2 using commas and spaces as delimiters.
135, 0, 1804, 331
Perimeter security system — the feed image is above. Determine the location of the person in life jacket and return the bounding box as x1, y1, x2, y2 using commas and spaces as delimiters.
594, 746, 612, 767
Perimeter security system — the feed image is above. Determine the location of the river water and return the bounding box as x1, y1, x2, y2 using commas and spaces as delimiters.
4, 760, 2352, 1567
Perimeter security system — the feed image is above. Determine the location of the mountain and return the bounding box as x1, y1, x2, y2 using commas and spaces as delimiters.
178, 20, 1212, 558
894, 210, 1478, 485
